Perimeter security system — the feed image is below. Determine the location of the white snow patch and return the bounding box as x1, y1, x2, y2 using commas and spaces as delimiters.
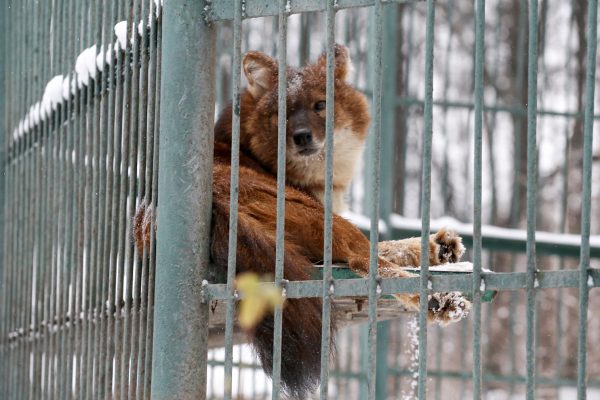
75, 45, 97, 87
41, 75, 65, 116
31, 102, 41, 125
114, 21, 128, 50
402, 316, 419, 399
61, 76, 71, 100
153, 0, 163, 17
390, 214, 600, 259
95, 44, 113, 70
340, 210, 388, 235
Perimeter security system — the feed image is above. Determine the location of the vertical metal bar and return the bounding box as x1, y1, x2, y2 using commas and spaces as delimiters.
271, 1, 288, 398
22, 0, 34, 396
577, 0, 597, 397
223, 0, 242, 398
368, 0, 384, 399
14, 1, 26, 396
122, 0, 142, 394
103, 2, 121, 395
319, 0, 335, 398
375, 321, 390, 399
62, 0, 77, 396
418, 0, 436, 398
150, 0, 216, 398
0, 0, 6, 395
41, 0, 54, 397
136, 2, 161, 398
95, 0, 114, 396
56, 0, 71, 397
73, 0, 87, 397
114, 0, 133, 395
143, 9, 162, 398
4, 1, 15, 389
101, 0, 119, 396
129, 0, 147, 395
85, 2, 103, 396
525, 0, 539, 398
472, 0, 485, 398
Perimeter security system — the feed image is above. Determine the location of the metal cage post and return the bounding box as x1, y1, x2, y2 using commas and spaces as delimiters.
150, 1, 216, 399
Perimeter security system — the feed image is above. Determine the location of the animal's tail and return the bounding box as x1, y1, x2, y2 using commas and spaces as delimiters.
211, 202, 334, 399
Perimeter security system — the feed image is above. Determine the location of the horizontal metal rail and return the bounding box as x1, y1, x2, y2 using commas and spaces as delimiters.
206, 0, 421, 21
204, 268, 600, 300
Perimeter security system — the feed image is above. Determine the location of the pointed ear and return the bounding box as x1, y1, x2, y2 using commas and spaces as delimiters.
243, 51, 278, 98
316, 44, 351, 81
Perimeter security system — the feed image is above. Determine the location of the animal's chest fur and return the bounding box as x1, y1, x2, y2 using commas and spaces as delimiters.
287, 128, 365, 213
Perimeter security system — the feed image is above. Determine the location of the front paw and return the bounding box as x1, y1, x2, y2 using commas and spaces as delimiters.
427, 291, 471, 325
431, 228, 465, 265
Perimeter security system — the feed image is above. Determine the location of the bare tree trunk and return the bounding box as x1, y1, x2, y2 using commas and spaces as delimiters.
506, 0, 529, 229
393, 4, 407, 215
567, 0, 587, 235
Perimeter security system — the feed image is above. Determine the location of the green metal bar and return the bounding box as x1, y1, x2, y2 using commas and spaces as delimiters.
150, 1, 216, 398
144, 12, 163, 398
375, 320, 390, 400
122, 0, 142, 395
525, 1, 540, 398
113, 0, 132, 396
368, 0, 384, 399
128, 0, 147, 396
271, 2, 288, 398
223, 0, 243, 398
62, 0, 78, 396
0, 0, 7, 396
207, 269, 600, 300
472, 0, 485, 397
577, 0, 597, 397
15, 1, 28, 395
319, 0, 336, 398
92, 2, 108, 396
418, 0, 435, 397
56, 0, 70, 396
74, 1, 89, 396
103, 0, 121, 396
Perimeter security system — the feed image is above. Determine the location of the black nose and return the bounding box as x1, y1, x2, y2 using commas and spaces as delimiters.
293, 129, 313, 147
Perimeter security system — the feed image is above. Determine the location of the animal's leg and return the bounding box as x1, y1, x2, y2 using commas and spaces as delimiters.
378, 228, 465, 268
326, 220, 471, 324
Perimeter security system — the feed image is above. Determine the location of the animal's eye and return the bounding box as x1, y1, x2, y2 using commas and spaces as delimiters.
314, 101, 326, 112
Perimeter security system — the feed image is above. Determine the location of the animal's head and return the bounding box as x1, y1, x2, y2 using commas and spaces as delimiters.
241, 44, 370, 192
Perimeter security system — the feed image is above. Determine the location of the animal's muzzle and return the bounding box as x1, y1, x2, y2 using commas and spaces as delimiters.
292, 128, 313, 147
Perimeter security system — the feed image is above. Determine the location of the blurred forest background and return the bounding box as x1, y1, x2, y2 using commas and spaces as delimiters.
207, 1, 600, 399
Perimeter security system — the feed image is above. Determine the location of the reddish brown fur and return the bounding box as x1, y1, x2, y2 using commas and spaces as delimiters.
134, 44, 469, 398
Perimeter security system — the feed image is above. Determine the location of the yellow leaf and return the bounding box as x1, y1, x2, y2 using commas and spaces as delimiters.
235, 272, 285, 331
